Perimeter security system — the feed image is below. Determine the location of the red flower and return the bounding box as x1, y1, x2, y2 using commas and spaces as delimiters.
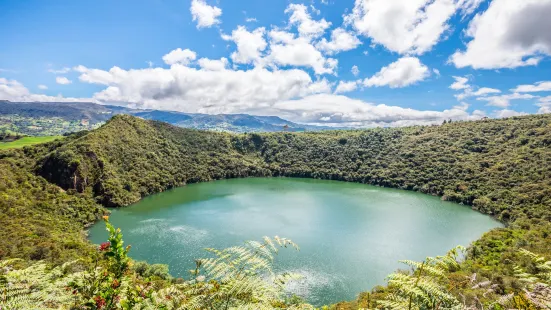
94, 296, 106, 309
112, 279, 120, 288
98, 242, 110, 251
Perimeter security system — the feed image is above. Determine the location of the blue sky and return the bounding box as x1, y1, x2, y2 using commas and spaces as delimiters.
1, 0, 551, 127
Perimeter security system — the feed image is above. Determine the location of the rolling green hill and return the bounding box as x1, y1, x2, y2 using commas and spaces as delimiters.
0, 101, 329, 135
1, 114, 551, 309
0, 136, 63, 150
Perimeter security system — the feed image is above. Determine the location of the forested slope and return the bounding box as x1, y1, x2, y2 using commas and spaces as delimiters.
38, 116, 270, 207
39, 114, 551, 222
246, 117, 551, 221
0, 137, 102, 263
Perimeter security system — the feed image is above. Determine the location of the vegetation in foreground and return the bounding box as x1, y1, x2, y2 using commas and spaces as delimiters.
1, 218, 309, 309
1, 113, 551, 308
2, 220, 551, 309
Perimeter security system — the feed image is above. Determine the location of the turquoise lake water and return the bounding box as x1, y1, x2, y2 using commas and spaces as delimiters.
89, 177, 502, 306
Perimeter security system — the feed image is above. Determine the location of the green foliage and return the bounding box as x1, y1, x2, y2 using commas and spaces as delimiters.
0, 129, 24, 142
511, 249, 551, 308
376, 246, 464, 310
0, 259, 91, 309
132, 261, 171, 281
70, 217, 133, 309
0, 136, 63, 150
191, 236, 302, 309
38, 116, 271, 206
0, 222, 310, 309
2, 114, 551, 308
0, 144, 103, 263
0, 259, 36, 309
131, 236, 310, 310
38, 114, 551, 223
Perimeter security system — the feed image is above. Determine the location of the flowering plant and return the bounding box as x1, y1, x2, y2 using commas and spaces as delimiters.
70, 216, 137, 309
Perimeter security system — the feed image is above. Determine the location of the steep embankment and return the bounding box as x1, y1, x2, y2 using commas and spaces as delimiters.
0, 137, 103, 263
38, 116, 271, 207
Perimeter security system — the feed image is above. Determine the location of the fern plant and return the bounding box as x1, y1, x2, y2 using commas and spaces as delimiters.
0, 259, 36, 309
130, 236, 311, 310
183, 236, 307, 309
377, 246, 465, 310
2, 220, 311, 309
512, 249, 551, 309
0, 259, 88, 309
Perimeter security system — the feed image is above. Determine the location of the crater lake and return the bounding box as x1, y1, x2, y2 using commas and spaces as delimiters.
89, 177, 503, 306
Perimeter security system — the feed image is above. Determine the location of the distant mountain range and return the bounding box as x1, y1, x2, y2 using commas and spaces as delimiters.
0, 101, 334, 135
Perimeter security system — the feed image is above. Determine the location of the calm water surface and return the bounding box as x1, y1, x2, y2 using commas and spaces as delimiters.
89, 177, 502, 306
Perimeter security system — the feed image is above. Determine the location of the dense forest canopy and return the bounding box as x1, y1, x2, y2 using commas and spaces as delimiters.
1, 114, 551, 309
39, 114, 551, 222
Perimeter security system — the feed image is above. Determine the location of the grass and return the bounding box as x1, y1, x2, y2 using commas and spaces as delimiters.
0, 136, 63, 150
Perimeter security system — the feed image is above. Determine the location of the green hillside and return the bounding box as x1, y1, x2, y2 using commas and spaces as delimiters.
1, 114, 551, 309
0, 136, 63, 150
40, 114, 551, 222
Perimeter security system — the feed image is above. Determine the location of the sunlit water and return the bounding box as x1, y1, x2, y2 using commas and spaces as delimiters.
89, 177, 502, 306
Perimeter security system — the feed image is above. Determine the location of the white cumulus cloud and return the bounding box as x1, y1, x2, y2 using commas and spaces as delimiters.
450, 0, 551, 69
334, 81, 359, 94
265, 30, 338, 75
1, 69, 490, 128
48, 67, 71, 74
66, 60, 484, 127
190, 0, 222, 29
222, 26, 267, 65
316, 28, 362, 54
285, 3, 331, 40
75, 64, 331, 113
351, 65, 360, 77
363, 57, 430, 88
198, 57, 229, 71
162, 48, 197, 65
512, 81, 551, 93
537, 96, 551, 113
472, 87, 501, 96
494, 109, 529, 118
345, 0, 484, 55
477, 93, 536, 108
449, 76, 470, 90
0, 77, 89, 102
269, 93, 486, 127
56, 76, 72, 85
449, 76, 501, 100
